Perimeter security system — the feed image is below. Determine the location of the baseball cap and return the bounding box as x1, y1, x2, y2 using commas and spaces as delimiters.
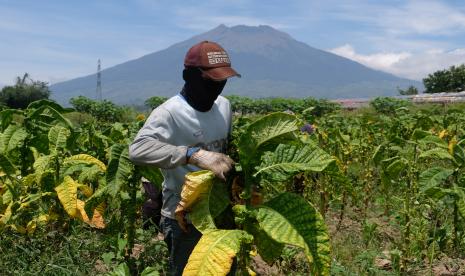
184, 41, 241, 81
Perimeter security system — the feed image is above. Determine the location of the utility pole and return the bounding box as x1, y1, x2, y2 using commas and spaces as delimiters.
96, 59, 102, 101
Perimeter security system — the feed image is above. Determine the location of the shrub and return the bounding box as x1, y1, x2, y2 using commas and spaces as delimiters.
370, 97, 411, 114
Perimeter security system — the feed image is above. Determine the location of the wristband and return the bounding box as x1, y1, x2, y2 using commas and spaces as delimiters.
186, 146, 201, 160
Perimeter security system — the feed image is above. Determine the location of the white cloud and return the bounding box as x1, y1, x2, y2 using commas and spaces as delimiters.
330, 44, 411, 71
329, 44, 465, 80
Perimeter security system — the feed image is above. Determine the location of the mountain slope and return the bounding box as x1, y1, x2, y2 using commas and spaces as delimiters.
50, 24, 420, 105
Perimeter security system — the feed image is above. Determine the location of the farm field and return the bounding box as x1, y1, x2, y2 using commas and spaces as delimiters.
1, 97, 465, 275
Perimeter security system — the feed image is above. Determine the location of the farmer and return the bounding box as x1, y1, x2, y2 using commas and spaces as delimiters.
129, 40, 239, 275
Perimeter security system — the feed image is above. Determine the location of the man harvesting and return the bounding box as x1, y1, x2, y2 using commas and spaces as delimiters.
129, 41, 240, 275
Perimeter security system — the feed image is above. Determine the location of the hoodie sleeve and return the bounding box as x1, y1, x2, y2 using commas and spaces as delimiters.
129, 106, 188, 169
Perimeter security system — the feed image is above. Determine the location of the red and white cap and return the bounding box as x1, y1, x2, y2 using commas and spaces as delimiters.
184, 41, 241, 81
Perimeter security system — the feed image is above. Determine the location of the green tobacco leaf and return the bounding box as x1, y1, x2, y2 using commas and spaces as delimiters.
78, 165, 104, 184
6, 126, 27, 153
184, 229, 253, 276
48, 125, 71, 153
138, 166, 164, 190
33, 154, 56, 184
418, 135, 448, 149
0, 109, 24, 132
419, 167, 454, 191
422, 187, 452, 200
419, 148, 454, 160
108, 262, 130, 276
256, 193, 331, 276
140, 266, 160, 276
0, 153, 17, 176
85, 185, 109, 218
453, 142, 465, 166
337, 129, 350, 142
62, 163, 90, 177
106, 144, 133, 197
411, 129, 432, 141
0, 125, 21, 153
33, 154, 54, 172
189, 172, 230, 233
27, 104, 73, 129
372, 144, 385, 166
385, 158, 407, 179
238, 112, 299, 162
27, 99, 70, 113
255, 143, 335, 181
245, 222, 284, 264
29, 146, 40, 161
39, 169, 56, 192
453, 186, 465, 219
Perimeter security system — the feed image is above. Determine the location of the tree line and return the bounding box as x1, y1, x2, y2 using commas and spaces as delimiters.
2, 64, 465, 111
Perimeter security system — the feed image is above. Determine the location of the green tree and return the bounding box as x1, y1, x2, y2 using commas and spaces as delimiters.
144, 96, 167, 109
423, 64, 465, 93
69, 96, 125, 122
370, 97, 411, 114
0, 73, 51, 109
398, 85, 419, 95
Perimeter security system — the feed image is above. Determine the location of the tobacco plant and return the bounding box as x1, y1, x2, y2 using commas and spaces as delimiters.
176, 113, 338, 275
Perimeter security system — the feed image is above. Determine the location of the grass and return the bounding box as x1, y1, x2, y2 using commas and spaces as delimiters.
2, 198, 464, 275
0, 222, 168, 276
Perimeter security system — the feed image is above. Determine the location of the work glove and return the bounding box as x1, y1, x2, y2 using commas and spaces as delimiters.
188, 149, 234, 181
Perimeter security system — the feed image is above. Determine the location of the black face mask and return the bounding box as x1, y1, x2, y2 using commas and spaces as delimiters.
181, 67, 227, 112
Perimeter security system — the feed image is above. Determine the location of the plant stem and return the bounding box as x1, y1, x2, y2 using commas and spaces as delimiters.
336, 191, 346, 231
453, 202, 458, 254
126, 169, 139, 275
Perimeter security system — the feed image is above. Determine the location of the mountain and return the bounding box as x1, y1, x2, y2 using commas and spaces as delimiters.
50, 24, 420, 105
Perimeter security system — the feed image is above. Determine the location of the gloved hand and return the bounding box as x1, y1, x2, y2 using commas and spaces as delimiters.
187, 149, 234, 181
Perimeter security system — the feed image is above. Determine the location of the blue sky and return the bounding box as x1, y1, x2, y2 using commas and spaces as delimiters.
1, 0, 465, 86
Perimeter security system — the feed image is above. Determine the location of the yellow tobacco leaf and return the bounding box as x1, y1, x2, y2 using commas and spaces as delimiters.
19, 202, 31, 209
48, 212, 59, 221
78, 184, 93, 198
449, 136, 457, 155
0, 203, 13, 225
249, 249, 257, 257
11, 224, 27, 234
175, 171, 215, 231
76, 199, 105, 229
26, 220, 37, 235
320, 131, 328, 141
55, 176, 78, 218
179, 171, 215, 210
247, 268, 257, 276
183, 230, 252, 276
0, 170, 5, 177
21, 174, 36, 187
36, 214, 49, 224
89, 209, 106, 229
65, 154, 107, 172
95, 202, 106, 215
136, 114, 146, 121
439, 129, 447, 139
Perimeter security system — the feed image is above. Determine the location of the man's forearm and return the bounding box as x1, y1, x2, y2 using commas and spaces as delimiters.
129, 137, 188, 169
